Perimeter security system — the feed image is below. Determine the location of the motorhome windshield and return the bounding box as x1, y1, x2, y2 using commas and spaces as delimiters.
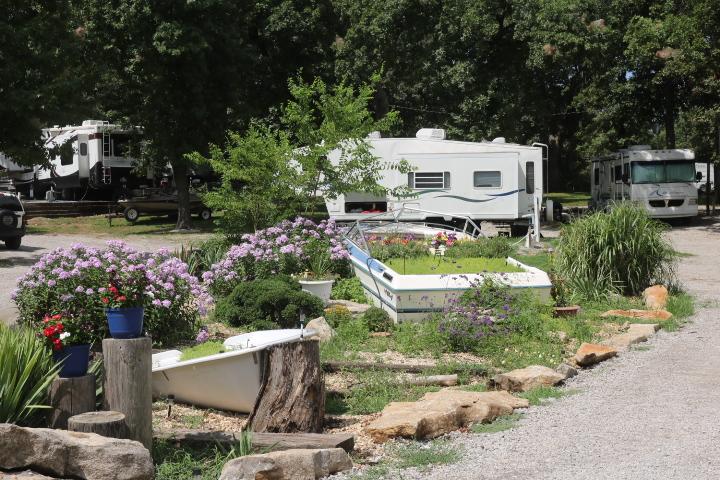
631, 160, 696, 184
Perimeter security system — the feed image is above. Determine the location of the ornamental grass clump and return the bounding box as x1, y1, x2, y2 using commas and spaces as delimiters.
554, 202, 676, 299
13, 241, 213, 347
202, 217, 350, 296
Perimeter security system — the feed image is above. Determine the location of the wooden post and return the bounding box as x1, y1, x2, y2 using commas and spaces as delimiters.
68, 411, 127, 439
102, 337, 152, 449
248, 340, 324, 433
49, 374, 96, 429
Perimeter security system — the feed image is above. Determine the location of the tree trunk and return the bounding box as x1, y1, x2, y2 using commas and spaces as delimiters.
68, 411, 127, 439
49, 374, 96, 429
248, 340, 324, 433
172, 159, 193, 230
664, 81, 676, 149
102, 337, 153, 449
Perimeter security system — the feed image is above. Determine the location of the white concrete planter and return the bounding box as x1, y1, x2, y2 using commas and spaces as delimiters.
428, 245, 446, 256
299, 279, 334, 305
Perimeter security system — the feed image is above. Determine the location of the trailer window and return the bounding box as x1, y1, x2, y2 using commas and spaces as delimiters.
79, 143, 88, 156
473, 171, 501, 188
409, 172, 450, 189
525, 162, 535, 193
111, 135, 131, 157
60, 141, 74, 166
594, 167, 600, 185
614, 165, 622, 183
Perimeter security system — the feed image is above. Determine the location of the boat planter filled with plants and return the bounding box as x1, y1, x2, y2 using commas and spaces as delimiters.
345, 218, 552, 322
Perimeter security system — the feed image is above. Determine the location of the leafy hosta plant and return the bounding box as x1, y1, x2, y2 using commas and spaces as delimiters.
0, 325, 61, 425
13, 241, 213, 347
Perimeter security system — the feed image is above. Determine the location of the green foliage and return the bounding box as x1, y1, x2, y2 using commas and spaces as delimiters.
331, 277, 368, 304
0, 325, 62, 425
471, 413, 523, 434
361, 307, 392, 333
555, 203, 676, 299
174, 237, 229, 277
391, 318, 449, 358
390, 439, 461, 470
180, 341, 226, 361
368, 238, 428, 263
214, 278, 324, 329
384, 256, 522, 275
341, 369, 440, 415
324, 304, 354, 328
519, 386, 577, 406
663, 293, 695, 331
217, 430, 253, 460
445, 237, 516, 259
153, 440, 227, 480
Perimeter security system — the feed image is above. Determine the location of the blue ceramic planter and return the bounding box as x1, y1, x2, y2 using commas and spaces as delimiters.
53, 344, 91, 378
106, 307, 144, 339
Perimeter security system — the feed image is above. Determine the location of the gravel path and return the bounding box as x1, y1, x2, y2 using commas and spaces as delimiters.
0, 230, 210, 325
400, 217, 720, 480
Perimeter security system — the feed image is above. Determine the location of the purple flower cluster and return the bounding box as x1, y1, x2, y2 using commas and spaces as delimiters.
203, 217, 349, 295
14, 241, 213, 346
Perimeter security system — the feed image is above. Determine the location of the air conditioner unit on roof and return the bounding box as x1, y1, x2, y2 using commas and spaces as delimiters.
416, 128, 446, 140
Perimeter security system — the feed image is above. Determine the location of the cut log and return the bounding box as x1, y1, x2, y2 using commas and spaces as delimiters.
154, 430, 355, 453
248, 340, 324, 433
323, 361, 487, 375
102, 337, 153, 449
48, 374, 96, 429
68, 411, 127, 439
404, 374, 458, 387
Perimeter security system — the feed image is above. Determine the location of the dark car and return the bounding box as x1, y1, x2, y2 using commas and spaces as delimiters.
0, 192, 26, 249
117, 188, 211, 223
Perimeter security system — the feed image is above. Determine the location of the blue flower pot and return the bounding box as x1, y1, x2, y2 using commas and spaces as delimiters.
53, 344, 91, 378
106, 307, 145, 339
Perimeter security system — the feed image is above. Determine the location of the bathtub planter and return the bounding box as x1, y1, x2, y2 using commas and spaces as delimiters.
106, 307, 144, 339
151, 328, 314, 413
53, 344, 91, 378
299, 278, 335, 305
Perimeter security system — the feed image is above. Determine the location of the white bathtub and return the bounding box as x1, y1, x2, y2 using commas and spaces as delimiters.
152, 328, 313, 413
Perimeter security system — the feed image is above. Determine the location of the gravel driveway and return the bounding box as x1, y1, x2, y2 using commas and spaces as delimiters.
0, 230, 210, 325
401, 217, 720, 480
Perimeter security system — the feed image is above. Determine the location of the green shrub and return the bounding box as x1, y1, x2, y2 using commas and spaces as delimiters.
445, 236, 516, 259
175, 237, 230, 277
555, 203, 675, 299
362, 307, 392, 332
213, 277, 324, 328
324, 304, 353, 328
331, 277, 368, 304
0, 325, 61, 425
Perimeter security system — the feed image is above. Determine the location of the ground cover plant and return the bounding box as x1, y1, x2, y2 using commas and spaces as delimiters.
471, 413, 523, 434
180, 340, 226, 361
347, 439, 462, 479
384, 256, 522, 274
331, 276, 368, 303
554, 203, 676, 299
13, 241, 213, 347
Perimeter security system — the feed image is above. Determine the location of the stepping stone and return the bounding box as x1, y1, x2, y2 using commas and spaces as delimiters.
575, 343, 618, 367
600, 309, 672, 321
491, 365, 565, 392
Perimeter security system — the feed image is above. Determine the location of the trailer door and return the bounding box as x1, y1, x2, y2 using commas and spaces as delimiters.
77, 134, 90, 179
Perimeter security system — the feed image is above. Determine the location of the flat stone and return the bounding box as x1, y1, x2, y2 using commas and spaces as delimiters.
575, 343, 618, 367
305, 317, 335, 342
327, 300, 371, 314
600, 309, 672, 321
491, 365, 565, 392
365, 389, 528, 443
556, 363, 578, 379
628, 323, 660, 336
643, 285, 669, 309
0, 424, 153, 480
605, 323, 661, 350
0, 471, 60, 479
218, 448, 352, 480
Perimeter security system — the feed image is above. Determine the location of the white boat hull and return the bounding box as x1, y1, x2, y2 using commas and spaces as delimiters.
151, 329, 312, 413
347, 242, 552, 322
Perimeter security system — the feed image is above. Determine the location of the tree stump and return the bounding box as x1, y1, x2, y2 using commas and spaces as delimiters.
248, 340, 324, 433
49, 374, 96, 429
68, 411, 127, 439
102, 337, 152, 449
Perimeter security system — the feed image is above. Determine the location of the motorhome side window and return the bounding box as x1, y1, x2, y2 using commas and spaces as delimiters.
473, 171, 501, 188
60, 141, 74, 166
79, 143, 88, 156
525, 162, 535, 193
594, 167, 600, 185
614, 165, 622, 183
408, 172, 450, 189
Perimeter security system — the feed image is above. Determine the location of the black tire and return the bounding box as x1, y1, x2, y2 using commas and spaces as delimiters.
199, 208, 212, 221
0, 210, 17, 229
124, 207, 140, 223
4, 237, 21, 250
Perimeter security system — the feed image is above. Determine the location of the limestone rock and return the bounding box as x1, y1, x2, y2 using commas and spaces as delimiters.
600, 309, 672, 321
643, 285, 668, 309
605, 323, 660, 350
305, 317, 335, 342
574, 343, 618, 367
365, 389, 528, 443
556, 363, 578, 379
0, 423, 153, 480
327, 299, 371, 314
491, 365, 565, 392
628, 323, 660, 336
218, 448, 352, 480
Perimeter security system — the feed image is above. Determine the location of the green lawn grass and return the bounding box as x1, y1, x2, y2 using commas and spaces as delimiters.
27, 214, 218, 236
385, 256, 523, 275
179, 341, 226, 361
471, 413, 523, 434
546, 192, 590, 207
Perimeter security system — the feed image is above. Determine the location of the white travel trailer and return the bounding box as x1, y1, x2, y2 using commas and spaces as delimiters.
0, 120, 143, 199
695, 162, 715, 193
325, 129, 544, 234
590, 146, 699, 219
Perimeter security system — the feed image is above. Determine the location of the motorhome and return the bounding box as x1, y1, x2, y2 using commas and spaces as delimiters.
590, 146, 699, 219
695, 162, 715, 194
325, 129, 545, 235
0, 120, 144, 200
